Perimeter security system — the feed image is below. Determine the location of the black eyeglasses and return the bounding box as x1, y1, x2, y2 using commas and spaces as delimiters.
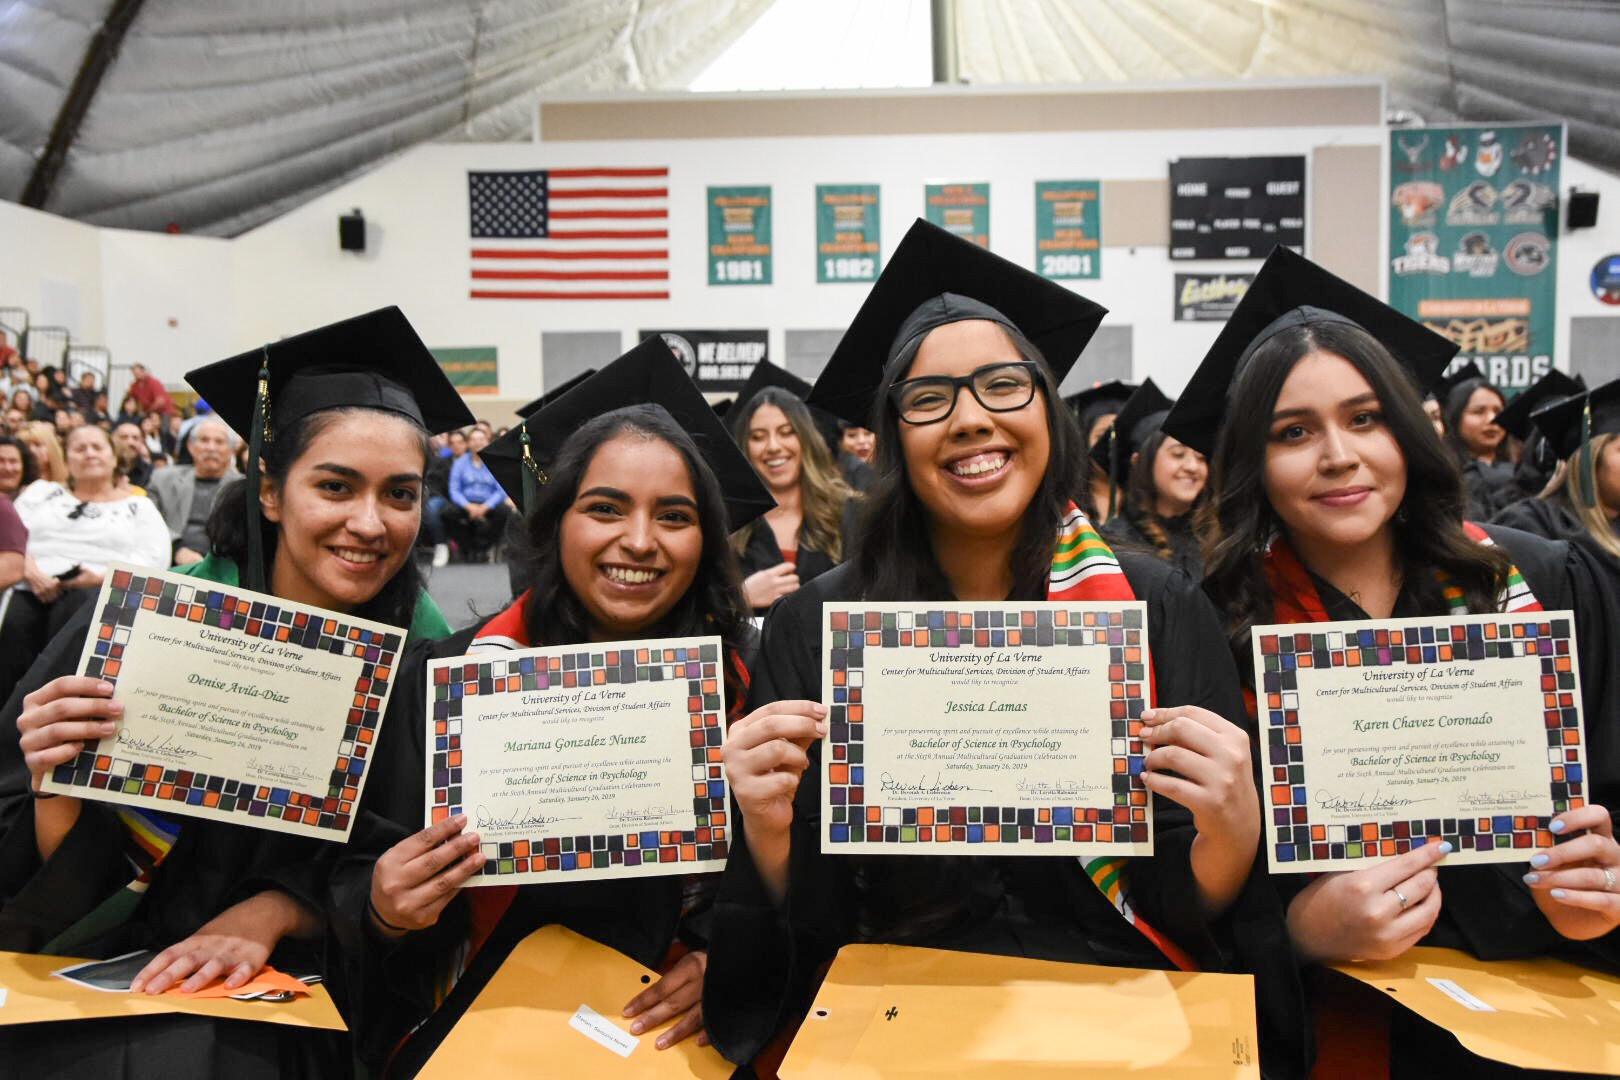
888, 361, 1040, 426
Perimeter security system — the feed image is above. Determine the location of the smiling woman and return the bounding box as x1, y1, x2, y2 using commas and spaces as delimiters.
324, 338, 770, 1073
0, 307, 472, 1078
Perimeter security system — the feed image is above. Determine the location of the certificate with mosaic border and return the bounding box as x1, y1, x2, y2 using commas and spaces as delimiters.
1253, 611, 1586, 873
820, 601, 1153, 857
41, 562, 406, 841
427, 635, 728, 885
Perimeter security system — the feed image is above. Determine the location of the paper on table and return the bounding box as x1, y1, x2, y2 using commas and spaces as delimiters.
426, 635, 729, 886
0, 950, 344, 1029
41, 562, 406, 842
1330, 947, 1620, 1073
51, 951, 313, 1000
1252, 611, 1586, 872
820, 601, 1154, 858
416, 925, 731, 1078
781, 943, 1259, 1078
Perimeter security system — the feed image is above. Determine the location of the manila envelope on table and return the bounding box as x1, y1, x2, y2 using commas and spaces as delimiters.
0, 950, 345, 1029
1331, 946, 1620, 1074
781, 943, 1260, 1078
418, 925, 733, 1079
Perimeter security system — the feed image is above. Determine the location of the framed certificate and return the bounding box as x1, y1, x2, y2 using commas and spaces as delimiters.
1254, 611, 1587, 872
427, 636, 728, 885
41, 563, 406, 841
820, 602, 1154, 857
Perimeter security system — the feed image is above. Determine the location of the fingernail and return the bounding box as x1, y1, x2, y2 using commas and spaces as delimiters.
99, 721, 117, 732
1439, 842, 1453, 854
1141, 709, 1157, 721
1551, 888, 1567, 899
1531, 853, 1550, 868
816, 722, 827, 736
108, 702, 124, 713
812, 703, 827, 716
97, 683, 114, 694
1550, 818, 1567, 834
629, 1021, 644, 1034
1523, 872, 1540, 885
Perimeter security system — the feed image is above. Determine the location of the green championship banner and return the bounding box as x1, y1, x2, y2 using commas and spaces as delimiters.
430, 346, 498, 395
708, 186, 773, 285
816, 184, 881, 283
925, 182, 990, 248
1034, 181, 1101, 280
1388, 123, 1563, 392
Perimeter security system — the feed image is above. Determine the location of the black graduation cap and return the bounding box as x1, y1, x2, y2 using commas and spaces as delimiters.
1435, 360, 1491, 407
1162, 247, 1459, 456
731, 359, 842, 451
808, 218, 1107, 427
1064, 379, 1136, 435
1492, 369, 1584, 441
517, 368, 597, 419
711, 397, 735, 419
1532, 379, 1620, 508
482, 336, 774, 530
1089, 378, 1174, 485
188, 307, 474, 440
185, 306, 476, 592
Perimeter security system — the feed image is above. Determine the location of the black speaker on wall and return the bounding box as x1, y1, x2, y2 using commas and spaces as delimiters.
1568, 190, 1599, 230
339, 209, 367, 251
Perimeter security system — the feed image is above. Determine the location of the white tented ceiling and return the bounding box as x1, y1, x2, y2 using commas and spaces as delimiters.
2, 0, 1615, 237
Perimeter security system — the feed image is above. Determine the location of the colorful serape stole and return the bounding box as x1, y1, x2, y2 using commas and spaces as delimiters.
1051, 503, 1198, 973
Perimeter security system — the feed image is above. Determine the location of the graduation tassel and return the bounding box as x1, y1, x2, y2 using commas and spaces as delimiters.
1106, 428, 1120, 520
1578, 398, 1597, 509
244, 348, 272, 594
519, 421, 547, 509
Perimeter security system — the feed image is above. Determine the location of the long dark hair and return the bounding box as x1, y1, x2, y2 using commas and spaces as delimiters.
848, 325, 1091, 602
207, 407, 430, 630
1202, 321, 1511, 663
517, 406, 752, 662
1123, 428, 1203, 561
728, 387, 854, 562
0, 434, 40, 494
1443, 376, 1510, 465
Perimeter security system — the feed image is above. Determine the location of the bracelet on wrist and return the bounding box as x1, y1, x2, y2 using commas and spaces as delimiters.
366, 895, 409, 935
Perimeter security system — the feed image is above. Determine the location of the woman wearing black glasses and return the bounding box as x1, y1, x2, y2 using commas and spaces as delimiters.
705, 221, 1303, 1077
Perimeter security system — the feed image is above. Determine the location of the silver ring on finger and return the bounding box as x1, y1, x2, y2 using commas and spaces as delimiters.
1391, 886, 1410, 911
1604, 867, 1616, 893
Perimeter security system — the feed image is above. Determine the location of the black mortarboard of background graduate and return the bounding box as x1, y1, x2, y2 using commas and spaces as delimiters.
186, 306, 477, 592
1090, 378, 1174, 487
730, 358, 843, 452
481, 336, 775, 530
516, 368, 597, 419
808, 218, 1107, 428
1434, 360, 1493, 409
1064, 379, 1136, 434
1493, 368, 1585, 441
711, 397, 735, 419
1527, 379, 1620, 508
1163, 247, 1460, 457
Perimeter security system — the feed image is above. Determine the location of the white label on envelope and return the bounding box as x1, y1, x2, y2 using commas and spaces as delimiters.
569, 1003, 640, 1057
1427, 977, 1496, 1012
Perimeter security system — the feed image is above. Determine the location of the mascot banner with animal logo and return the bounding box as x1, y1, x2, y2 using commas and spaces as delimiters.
1388, 123, 1564, 393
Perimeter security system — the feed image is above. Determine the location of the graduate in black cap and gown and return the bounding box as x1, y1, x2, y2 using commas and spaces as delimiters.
726, 360, 857, 614
323, 338, 772, 1075
1495, 380, 1620, 569
1096, 379, 1209, 577
1490, 369, 1586, 507
1439, 361, 1520, 520
0, 307, 472, 1076
1064, 379, 1134, 523
704, 219, 1307, 1077
1168, 247, 1620, 1076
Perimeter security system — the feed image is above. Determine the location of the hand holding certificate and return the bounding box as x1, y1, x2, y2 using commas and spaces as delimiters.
427, 636, 729, 885
39, 563, 405, 841
1254, 611, 1588, 872
821, 602, 1154, 856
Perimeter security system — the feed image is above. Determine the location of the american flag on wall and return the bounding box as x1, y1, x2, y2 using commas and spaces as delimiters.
467, 168, 669, 300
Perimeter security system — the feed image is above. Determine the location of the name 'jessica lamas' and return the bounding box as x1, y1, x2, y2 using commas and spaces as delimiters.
187, 673, 291, 704
944, 702, 1029, 714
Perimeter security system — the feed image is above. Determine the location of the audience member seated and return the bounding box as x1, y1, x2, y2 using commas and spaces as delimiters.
69, 371, 100, 414
0, 436, 40, 500
17, 422, 67, 484
0, 489, 24, 591
0, 425, 169, 698
445, 425, 511, 560
126, 361, 176, 417
147, 415, 239, 565
111, 421, 154, 489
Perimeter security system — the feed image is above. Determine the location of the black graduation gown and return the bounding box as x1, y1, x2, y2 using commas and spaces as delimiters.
703, 558, 1309, 1078
325, 622, 749, 1076
1461, 458, 1521, 521
0, 607, 345, 1078
735, 524, 838, 612
838, 453, 875, 493
1102, 511, 1204, 580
